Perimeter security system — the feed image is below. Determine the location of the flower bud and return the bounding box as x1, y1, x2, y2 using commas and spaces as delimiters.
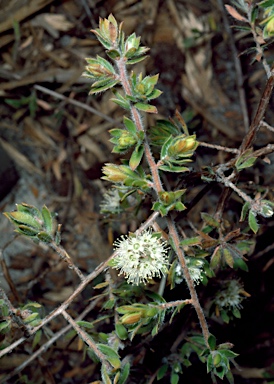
168, 135, 198, 157
121, 312, 142, 325
145, 307, 158, 318
118, 131, 137, 148
213, 352, 222, 367
102, 164, 127, 183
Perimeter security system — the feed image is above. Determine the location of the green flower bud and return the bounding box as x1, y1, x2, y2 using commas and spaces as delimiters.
168, 135, 198, 157
102, 164, 127, 183
213, 352, 222, 367
121, 312, 142, 324
118, 131, 137, 148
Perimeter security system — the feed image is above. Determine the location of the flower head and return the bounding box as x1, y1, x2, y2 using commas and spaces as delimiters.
112, 229, 169, 285
100, 188, 123, 215
174, 257, 204, 286
214, 280, 244, 309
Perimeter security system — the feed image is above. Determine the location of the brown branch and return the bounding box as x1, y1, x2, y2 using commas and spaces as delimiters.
49, 241, 86, 281
239, 69, 274, 153
199, 141, 239, 154
34, 84, 121, 126
167, 217, 210, 346
61, 309, 112, 371
0, 248, 20, 303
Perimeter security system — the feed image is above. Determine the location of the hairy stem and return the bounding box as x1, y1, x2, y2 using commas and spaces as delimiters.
167, 217, 210, 346
116, 55, 210, 347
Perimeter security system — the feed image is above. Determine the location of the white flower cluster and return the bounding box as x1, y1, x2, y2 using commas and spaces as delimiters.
112, 229, 169, 285
214, 280, 244, 309
100, 188, 123, 215
175, 257, 204, 286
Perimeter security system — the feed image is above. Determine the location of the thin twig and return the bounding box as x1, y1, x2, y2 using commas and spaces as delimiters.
0, 248, 20, 302
239, 69, 274, 153
260, 120, 274, 133
167, 217, 210, 346
199, 141, 239, 154
61, 309, 112, 371
34, 84, 120, 125
156, 299, 192, 310
49, 241, 86, 281
252, 144, 274, 158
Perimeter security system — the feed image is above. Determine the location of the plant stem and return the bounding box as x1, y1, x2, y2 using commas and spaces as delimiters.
167, 217, 210, 346
116, 55, 210, 347
61, 309, 112, 371
239, 69, 274, 153
49, 241, 86, 281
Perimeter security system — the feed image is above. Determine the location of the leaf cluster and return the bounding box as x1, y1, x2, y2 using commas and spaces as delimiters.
3, 203, 60, 245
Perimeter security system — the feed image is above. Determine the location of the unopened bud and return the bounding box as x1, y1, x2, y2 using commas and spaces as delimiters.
118, 131, 136, 147
121, 312, 142, 324
102, 164, 127, 183
213, 352, 222, 367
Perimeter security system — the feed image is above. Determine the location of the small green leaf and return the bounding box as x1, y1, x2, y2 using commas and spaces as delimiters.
220, 309, 230, 323
233, 258, 249, 272
41, 205, 53, 233
134, 102, 157, 113
210, 246, 222, 269
159, 164, 190, 173
225, 370, 235, 384
219, 349, 239, 359
240, 202, 250, 222
123, 116, 137, 134
213, 352, 222, 366
23, 312, 39, 324
97, 344, 121, 369
106, 49, 121, 59
236, 157, 257, 171
127, 55, 149, 64
232, 308, 241, 318
23, 302, 42, 309
103, 299, 116, 310
101, 364, 112, 384
115, 323, 128, 340
129, 145, 144, 170
16, 225, 39, 237
208, 334, 217, 350
37, 231, 53, 243
223, 247, 234, 268
157, 364, 168, 380
248, 210, 259, 233
259, 0, 274, 8
89, 79, 120, 94
76, 321, 94, 329
118, 362, 130, 384
5, 211, 41, 229
201, 213, 220, 228
111, 97, 130, 110
235, 149, 257, 171
32, 329, 42, 349
0, 321, 11, 333
180, 236, 201, 247
171, 372, 179, 384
